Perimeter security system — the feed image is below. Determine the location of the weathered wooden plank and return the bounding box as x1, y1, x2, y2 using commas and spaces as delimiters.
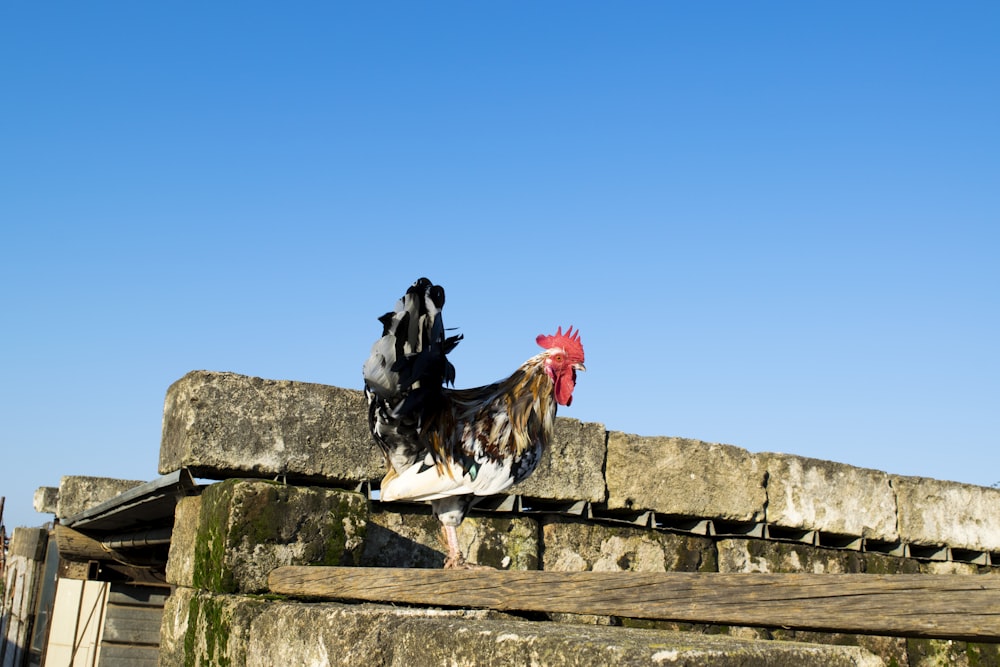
96, 644, 159, 666
269, 567, 1000, 642
102, 605, 163, 645
107, 584, 170, 607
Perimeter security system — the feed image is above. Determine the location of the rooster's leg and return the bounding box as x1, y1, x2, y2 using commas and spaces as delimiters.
442, 524, 465, 569
440, 524, 494, 569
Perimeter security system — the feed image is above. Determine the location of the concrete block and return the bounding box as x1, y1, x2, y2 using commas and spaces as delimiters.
33, 486, 59, 514
362, 508, 538, 569
159, 371, 380, 482
541, 517, 716, 573
167, 479, 368, 593
761, 453, 898, 540
892, 475, 1000, 550
57, 475, 146, 520
241, 597, 883, 667
511, 417, 608, 502
605, 432, 766, 522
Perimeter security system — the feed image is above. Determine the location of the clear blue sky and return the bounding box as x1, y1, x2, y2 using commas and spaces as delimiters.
2, 3, 997, 531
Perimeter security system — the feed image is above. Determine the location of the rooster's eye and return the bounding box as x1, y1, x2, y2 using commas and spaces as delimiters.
554, 354, 563, 362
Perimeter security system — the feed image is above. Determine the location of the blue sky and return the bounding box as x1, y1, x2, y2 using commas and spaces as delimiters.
2, 3, 997, 531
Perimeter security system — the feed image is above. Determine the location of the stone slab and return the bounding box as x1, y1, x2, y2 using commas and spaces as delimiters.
362, 507, 538, 569
541, 517, 716, 573
605, 432, 767, 522
892, 475, 1000, 551
161, 585, 902, 667
32, 486, 59, 514
760, 453, 898, 540
166, 479, 368, 593
8, 527, 48, 560
161, 370, 608, 503
241, 597, 883, 667
159, 586, 269, 667
717, 538, 863, 575
165, 495, 202, 588
159, 370, 380, 482
160, 589, 516, 667
57, 475, 146, 520
510, 417, 608, 502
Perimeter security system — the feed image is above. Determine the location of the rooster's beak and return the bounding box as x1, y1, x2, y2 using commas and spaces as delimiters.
574, 363, 586, 372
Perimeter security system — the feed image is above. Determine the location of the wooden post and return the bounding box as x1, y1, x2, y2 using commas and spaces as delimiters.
269, 567, 1000, 642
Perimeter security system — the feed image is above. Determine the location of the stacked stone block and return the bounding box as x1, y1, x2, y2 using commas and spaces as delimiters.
153, 370, 1000, 666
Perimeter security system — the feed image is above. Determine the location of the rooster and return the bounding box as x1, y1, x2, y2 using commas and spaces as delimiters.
363, 277, 585, 568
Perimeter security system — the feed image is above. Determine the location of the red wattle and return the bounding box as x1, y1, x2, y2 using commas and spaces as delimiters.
554, 371, 576, 406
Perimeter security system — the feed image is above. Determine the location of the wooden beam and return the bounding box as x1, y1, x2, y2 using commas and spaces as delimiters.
54, 524, 118, 562
268, 567, 1000, 642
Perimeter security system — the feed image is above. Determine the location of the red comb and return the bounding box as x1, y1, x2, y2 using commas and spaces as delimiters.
536, 326, 585, 363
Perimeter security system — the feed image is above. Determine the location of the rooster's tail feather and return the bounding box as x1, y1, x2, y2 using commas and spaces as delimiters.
364, 277, 461, 473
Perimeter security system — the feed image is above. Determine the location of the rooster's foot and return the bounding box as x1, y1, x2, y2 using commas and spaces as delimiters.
443, 555, 494, 570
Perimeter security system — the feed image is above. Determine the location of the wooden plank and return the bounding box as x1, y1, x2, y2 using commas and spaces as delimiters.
101, 605, 163, 645
97, 644, 159, 666
107, 584, 169, 607
269, 567, 1000, 642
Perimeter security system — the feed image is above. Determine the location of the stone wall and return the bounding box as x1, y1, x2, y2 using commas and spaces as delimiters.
161, 370, 1000, 562
151, 370, 1000, 666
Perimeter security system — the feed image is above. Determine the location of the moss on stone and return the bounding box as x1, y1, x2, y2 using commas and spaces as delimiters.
191, 480, 238, 593
966, 641, 1000, 666
186, 480, 368, 593
184, 595, 232, 667
862, 552, 921, 575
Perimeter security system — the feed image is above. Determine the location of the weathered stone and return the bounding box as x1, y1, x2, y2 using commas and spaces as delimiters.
161, 371, 609, 503
168, 479, 367, 593
511, 417, 608, 502
770, 630, 907, 667
861, 551, 922, 576
717, 538, 863, 574
906, 637, 1000, 667
760, 453, 898, 540
8, 527, 48, 560
32, 486, 59, 514
56, 475, 145, 520
161, 590, 516, 667
159, 587, 269, 667
239, 597, 883, 667
159, 371, 380, 482
892, 475, 1000, 550
605, 432, 766, 521
541, 517, 716, 573
362, 507, 538, 569
165, 495, 202, 588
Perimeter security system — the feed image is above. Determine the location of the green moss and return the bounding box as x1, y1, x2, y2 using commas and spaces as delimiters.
192, 480, 238, 593
184, 595, 232, 667
863, 552, 921, 575
506, 519, 539, 570
236, 484, 283, 546
189, 480, 368, 593
967, 641, 1000, 666
907, 637, 968, 666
